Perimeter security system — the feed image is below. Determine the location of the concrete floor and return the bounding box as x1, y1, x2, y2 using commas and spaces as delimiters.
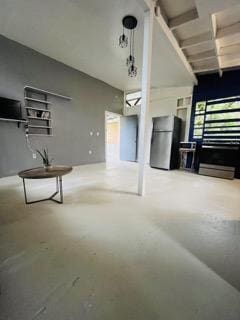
0, 162, 240, 320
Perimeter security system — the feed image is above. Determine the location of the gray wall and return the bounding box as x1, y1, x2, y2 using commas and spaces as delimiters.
0, 35, 123, 177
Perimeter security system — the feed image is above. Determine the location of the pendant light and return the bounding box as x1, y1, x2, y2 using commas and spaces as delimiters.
127, 27, 137, 77
128, 64, 137, 77
126, 29, 135, 66
119, 15, 138, 78
119, 26, 128, 48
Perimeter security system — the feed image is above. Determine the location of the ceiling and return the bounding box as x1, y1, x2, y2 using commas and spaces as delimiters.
0, 0, 196, 91
156, 0, 240, 76
0, 0, 239, 92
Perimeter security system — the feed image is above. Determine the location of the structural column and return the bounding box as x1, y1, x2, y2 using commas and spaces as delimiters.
138, 8, 154, 196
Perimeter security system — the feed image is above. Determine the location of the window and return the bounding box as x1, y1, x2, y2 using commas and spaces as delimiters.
193, 97, 240, 142
126, 91, 142, 108
176, 96, 192, 141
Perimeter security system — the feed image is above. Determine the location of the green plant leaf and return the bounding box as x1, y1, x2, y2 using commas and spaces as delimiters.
36, 149, 45, 160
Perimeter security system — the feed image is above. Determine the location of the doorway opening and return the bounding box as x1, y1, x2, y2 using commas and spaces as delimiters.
105, 111, 121, 163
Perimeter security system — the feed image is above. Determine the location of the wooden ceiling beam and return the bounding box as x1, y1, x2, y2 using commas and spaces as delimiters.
221, 58, 240, 69
210, 14, 222, 77
187, 49, 216, 62
219, 43, 240, 55
148, 0, 198, 84
169, 8, 199, 30
180, 32, 213, 49
221, 52, 240, 62
193, 65, 219, 73
217, 22, 240, 40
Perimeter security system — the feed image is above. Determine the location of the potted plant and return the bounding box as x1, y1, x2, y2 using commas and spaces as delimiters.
36, 148, 53, 171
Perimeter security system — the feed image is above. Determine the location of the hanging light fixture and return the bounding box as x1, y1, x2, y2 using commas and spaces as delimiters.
119, 26, 128, 48
119, 15, 138, 78
126, 28, 135, 66
128, 64, 137, 77
127, 24, 137, 76
126, 55, 135, 67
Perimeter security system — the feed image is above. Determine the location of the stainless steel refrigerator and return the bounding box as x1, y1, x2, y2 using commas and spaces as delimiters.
150, 115, 181, 170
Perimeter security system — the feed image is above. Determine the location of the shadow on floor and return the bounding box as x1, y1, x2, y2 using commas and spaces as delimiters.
149, 213, 240, 293
0, 184, 57, 225
65, 185, 137, 205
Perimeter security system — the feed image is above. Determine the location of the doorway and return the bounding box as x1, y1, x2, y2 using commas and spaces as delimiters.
120, 115, 138, 162
105, 111, 121, 163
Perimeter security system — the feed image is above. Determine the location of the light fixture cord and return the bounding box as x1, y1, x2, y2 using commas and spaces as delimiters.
130, 29, 132, 57
132, 29, 135, 60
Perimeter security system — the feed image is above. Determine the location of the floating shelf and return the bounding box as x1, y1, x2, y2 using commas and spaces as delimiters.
24, 85, 72, 100
0, 117, 28, 128
28, 125, 52, 129
28, 134, 53, 137
27, 116, 51, 121
25, 106, 51, 112
25, 97, 52, 104
0, 117, 27, 123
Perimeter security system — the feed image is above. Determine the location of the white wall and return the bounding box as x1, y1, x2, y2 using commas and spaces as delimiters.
124, 86, 193, 162
124, 87, 193, 116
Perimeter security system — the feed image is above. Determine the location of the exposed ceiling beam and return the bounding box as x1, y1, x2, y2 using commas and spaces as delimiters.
188, 47, 240, 64
180, 31, 213, 49
221, 58, 240, 69
221, 52, 240, 62
193, 65, 218, 73
154, 0, 168, 24
149, 1, 240, 77
169, 8, 199, 30
187, 49, 216, 62
149, 0, 197, 84
210, 14, 222, 77
219, 43, 240, 55
217, 22, 240, 40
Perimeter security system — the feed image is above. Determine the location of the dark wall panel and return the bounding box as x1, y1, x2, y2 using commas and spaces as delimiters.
189, 70, 240, 140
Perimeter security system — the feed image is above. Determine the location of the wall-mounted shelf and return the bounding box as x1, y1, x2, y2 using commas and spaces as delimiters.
24, 85, 72, 101
24, 87, 52, 136
27, 116, 51, 121
28, 125, 52, 129
28, 134, 53, 137
25, 106, 51, 112
25, 97, 52, 104
0, 117, 28, 128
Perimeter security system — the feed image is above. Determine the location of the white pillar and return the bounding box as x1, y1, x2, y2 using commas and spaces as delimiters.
138, 8, 154, 196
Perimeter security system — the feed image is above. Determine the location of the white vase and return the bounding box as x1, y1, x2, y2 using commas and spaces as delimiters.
44, 164, 53, 171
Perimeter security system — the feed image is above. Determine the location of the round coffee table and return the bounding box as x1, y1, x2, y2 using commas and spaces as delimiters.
18, 166, 72, 204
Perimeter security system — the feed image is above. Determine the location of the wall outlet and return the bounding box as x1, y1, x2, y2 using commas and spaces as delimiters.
32, 153, 37, 159
89, 150, 92, 155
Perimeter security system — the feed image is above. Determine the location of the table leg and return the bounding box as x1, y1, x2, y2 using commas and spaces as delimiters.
191, 152, 195, 171
56, 176, 59, 193
23, 178, 28, 204
59, 176, 63, 203
22, 176, 64, 205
